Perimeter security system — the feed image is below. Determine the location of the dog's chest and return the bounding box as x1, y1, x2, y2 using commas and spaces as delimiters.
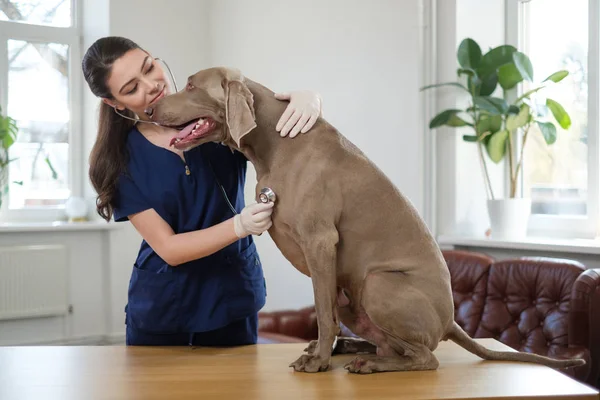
267, 213, 311, 277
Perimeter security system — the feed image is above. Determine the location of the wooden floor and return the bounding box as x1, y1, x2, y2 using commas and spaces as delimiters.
0, 338, 598, 400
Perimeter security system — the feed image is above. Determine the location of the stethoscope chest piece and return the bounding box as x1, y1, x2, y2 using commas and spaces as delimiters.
259, 187, 276, 204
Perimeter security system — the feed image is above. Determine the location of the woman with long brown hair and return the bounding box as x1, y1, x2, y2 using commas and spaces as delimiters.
82, 36, 322, 346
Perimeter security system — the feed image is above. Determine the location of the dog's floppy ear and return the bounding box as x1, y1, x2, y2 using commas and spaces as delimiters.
224, 79, 256, 147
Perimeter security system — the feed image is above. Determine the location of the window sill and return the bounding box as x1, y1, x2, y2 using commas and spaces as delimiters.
0, 220, 123, 233
437, 234, 600, 256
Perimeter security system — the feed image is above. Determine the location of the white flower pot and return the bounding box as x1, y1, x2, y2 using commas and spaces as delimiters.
486, 198, 531, 240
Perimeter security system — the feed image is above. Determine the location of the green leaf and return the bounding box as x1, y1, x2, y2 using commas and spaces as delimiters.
546, 99, 571, 129
506, 104, 531, 131
420, 82, 469, 93
536, 121, 557, 145
457, 68, 476, 77
512, 51, 534, 82
476, 114, 502, 136
486, 129, 509, 163
457, 38, 482, 69
429, 109, 464, 129
447, 114, 471, 127
474, 96, 509, 114
3, 133, 14, 149
479, 73, 498, 96
463, 135, 478, 142
477, 131, 494, 142
498, 63, 524, 90
543, 70, 569, 83
475, 115, 502, 144
477, 45, 518, 77
508, 105, 520, 114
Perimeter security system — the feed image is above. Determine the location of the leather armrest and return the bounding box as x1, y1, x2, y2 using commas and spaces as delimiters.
550, 345, 591, 382
569, 268, 600, 386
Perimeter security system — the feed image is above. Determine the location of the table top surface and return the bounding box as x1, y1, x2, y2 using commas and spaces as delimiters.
0, 338, 598, 400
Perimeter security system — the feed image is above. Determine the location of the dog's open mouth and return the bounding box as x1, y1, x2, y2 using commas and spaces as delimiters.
169, 117, 217, 148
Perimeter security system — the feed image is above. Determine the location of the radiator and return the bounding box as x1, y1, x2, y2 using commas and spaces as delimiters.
0, 245, 68, 321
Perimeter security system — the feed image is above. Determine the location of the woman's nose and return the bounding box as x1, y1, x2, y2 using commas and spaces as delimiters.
140, 77, 160, 92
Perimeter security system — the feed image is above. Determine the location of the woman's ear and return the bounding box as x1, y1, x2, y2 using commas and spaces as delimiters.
102, 98, 125, 111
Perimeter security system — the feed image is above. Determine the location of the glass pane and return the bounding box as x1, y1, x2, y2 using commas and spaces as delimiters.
7, 39, 70, 208
0, 0, 71, 27
522, 0, 588, 216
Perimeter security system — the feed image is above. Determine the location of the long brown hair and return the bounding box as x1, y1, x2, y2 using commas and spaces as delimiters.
82, 36, 142, 221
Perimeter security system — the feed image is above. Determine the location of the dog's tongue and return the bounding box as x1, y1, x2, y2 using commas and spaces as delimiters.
169, 120, 197, 146
175, 121, 197, 140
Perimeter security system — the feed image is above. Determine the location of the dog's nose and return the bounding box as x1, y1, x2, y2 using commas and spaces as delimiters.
145, 107, 154, 119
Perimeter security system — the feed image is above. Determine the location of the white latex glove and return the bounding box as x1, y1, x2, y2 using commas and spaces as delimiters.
274, 90, 322, 138
233, 202, 274, 238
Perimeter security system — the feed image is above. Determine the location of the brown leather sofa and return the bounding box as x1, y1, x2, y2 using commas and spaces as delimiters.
257, 250, 600, 388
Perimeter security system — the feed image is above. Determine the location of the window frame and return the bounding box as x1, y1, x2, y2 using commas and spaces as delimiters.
506, 0, 600, 239
0, 0, 82, 222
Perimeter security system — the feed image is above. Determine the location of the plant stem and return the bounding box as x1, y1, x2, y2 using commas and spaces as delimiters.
507, 126, 515, 198
512, 123, 531, 198
468, 100, 495, 200
477, 141, 495, 200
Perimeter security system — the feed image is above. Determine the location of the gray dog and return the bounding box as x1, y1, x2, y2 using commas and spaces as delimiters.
149, 67, 585, 374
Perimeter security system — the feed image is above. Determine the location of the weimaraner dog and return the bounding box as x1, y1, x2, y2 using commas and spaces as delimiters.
148, 67, 585, 374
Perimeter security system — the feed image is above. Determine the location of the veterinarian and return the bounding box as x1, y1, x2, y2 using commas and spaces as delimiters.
82, 36, 323, 346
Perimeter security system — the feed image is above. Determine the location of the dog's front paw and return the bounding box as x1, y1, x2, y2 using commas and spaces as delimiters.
289, 354, 330, 373
344, 356, 375, 374
303, 340, 318, 355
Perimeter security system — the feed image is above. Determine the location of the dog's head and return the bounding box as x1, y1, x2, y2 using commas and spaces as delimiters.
149, 67, 256, 151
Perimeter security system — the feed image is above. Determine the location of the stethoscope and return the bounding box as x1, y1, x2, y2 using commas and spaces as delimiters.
203, 146, 277, 217
113, 58, 278, 216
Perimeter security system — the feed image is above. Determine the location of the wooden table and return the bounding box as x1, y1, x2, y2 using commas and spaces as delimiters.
0, 339, 597, 400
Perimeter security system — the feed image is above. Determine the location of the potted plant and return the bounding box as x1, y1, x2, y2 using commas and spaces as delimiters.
0, 106, 18, 210
421, 38, 572, 239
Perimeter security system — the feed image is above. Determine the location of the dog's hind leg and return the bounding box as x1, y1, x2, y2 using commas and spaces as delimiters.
344, 344, 439, 374
343, 271, 449, 374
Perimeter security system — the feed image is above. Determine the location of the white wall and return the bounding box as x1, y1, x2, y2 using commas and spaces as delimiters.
208, 0, 427, 311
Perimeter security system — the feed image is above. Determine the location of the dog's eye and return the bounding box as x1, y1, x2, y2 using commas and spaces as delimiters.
186, 82, 195, 91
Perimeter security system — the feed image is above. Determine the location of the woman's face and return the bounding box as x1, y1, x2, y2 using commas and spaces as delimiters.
103, 48, 171, 120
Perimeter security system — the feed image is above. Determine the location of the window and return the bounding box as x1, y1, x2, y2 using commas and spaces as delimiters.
0, 0, 81, 221
508, 0, 599, 238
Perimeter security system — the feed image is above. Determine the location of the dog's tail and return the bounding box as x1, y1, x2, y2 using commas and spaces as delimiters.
444, 321, 585, 369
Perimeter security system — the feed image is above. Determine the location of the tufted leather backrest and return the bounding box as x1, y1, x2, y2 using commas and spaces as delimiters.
443, 250, 493, 337
477, 257, 586, 357
442, 250, 587, 358
258, 306, 318, 341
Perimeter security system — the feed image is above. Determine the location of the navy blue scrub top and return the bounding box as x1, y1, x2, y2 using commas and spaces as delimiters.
113, 126, 266, 334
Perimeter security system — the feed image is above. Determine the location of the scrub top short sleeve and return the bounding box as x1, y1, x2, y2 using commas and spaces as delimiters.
113, 172, 152, 222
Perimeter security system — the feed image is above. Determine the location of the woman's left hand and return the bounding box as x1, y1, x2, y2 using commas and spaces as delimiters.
274, 90, 322, 138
